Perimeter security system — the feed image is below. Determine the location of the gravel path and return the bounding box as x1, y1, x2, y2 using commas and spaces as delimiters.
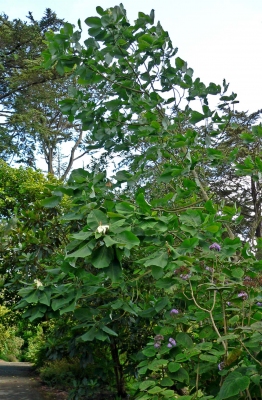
0, 361, 53, 400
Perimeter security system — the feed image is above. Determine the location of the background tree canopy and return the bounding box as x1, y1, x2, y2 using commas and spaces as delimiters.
0, 4, 262, 400
0, 9, 106, 178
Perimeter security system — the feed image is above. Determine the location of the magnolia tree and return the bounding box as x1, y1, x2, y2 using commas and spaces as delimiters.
16, 4, 262, 400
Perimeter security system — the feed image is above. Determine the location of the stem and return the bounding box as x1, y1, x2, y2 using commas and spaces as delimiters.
245, 388, 252, 400
247, 303, 252, 326
189, 282, 227, 352
192, 169, 209, 201
241, 302, 245, 327
238, 339, 262, 367
196, 360, 199, 393
192, 168, 236, 240
189, 281, 209, 313
219, 293, 227, 336
110, 338, 127, 398
220, 292, 228, 357
224, 223, 235, 240
208, 310, 226, 352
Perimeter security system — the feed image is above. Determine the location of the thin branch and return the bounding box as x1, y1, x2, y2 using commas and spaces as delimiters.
238, 339, 262, 366
61, 128, 83, 180
189, 281, 227, 352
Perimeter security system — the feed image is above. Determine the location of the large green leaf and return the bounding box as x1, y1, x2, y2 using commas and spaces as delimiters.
138, 307, 156, 318
23, 290, 39, 304
115, 170, 134, 182
104, 259, 122, 282
85, 17, 102, 28
66, 243, 93, 258
136, 192, 151, 213
18, 287, 37, 298
179, 238, 199, 254
168, 362, 180, 373
116, 231, 140, 249
28, 305, 47, 322
217, 371, 250, 399
170, 368, 189, 384
51, 292, 76, 311
147, 386, 164, 394
71, 231, 93, 240
175, 57, 186, 70
158, 167, 184, 183
60, 300, 76, 315
160, 377, 174, 387
148, 359, 168, 371
38, 290, 51, 307
139, 380, 156, 391
151, 265, 164, 279
115, 202, 135, 214
189, 111, 206, 124
231, 267, 244, 278
144, 252, 168, 268
68, 168, 89, 183
74, 307, 94, 321
180, 210, 202, 227
155, 278, 175, 289
101, 325, 118, 336
163, 390, 181, 399
41, 195, 61, 208
142, 347, 157, 357
86, 209, 108, 230
176, 332, 193, 348
95, 330, 108, 341
155, 297, 169, 312
104, 99, 121, 111
199, 354, 218, 363
80, 327, 96, 341
90, 245, 114, 268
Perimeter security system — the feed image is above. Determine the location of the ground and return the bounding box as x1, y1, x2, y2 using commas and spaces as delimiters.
0, 360, 67, 400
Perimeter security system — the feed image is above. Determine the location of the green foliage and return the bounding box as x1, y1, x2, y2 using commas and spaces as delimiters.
24, 325, 46, 363
39, 358, 82, 388
0, 10, 64, 164
0, 11, 97, 178
0, 163, 68, 307
0, 323, 24, 361
0, 160, 57, 216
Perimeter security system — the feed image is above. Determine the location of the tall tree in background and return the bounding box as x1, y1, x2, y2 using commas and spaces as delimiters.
0, 9, 101, 178
0, 9, 62, 161
202, 108, 262, 250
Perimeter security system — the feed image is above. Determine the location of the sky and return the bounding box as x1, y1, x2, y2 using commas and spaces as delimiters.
2, 0, 262, 113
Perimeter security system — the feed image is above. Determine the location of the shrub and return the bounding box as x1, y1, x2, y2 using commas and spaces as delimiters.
24, 325, 46, 364
0, 323, 24, 361
39, 358, 82, 389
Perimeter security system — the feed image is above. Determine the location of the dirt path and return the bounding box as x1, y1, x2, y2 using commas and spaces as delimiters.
0, 361, 61, 400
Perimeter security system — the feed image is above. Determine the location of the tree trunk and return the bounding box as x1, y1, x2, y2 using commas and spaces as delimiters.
251, 177, 262, 259
110, 338, 127, 398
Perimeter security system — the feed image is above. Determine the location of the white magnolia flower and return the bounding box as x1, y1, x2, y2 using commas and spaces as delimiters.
96, 225, 109, 234
34, 279, 43, 288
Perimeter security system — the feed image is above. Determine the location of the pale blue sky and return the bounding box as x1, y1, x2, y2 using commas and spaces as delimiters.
2, 0, 262, 112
